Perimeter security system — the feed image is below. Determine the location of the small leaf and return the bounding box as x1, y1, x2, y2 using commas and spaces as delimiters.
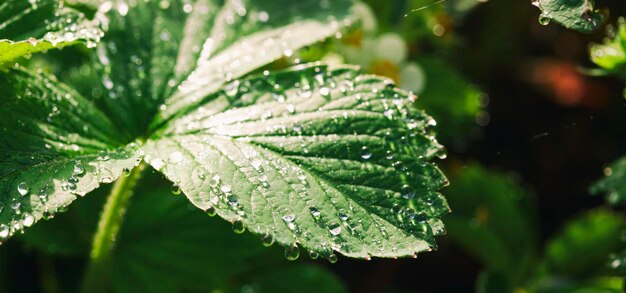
590, 18, 626, 75
0, 0, 103, 64
444, 164, 536, 285
0, 68, 141, 241
542, 210, 626, 279
532, 0, 603, 33
591, 156, 626, 206
144, 64, 449, 259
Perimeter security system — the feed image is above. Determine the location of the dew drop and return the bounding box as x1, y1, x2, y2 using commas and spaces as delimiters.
68, 175, 79, 184
209, 175, 221, 187
17, 182, 29, 196
328, 253, 338, 263
272, 93, 286, 103
224, 81, 239, 97
159, 31, 171, 41
319, 87, 330, 97
261, 233, 274, 247
27, 37, 38, 46
292, 123, 303, 133
171, 184, 181, 195
0, 225, 8, 239
284, 244, 300, 261
309, 207, 321, 218
258, 11, 270, 22
38, 189, 48, 202
360, 146, 372, 160
401, 184, 415, 199
538, 13, 551, 25
232, 220, 245, 234
206, 206, 216, 217
196, 170, 206, 180
221, 184, 232, 193
73, 163, 85, 176
22, 214, 35, 227
159, 0, 170, 9
329, 224, 342, 236
117, 2, 129, 16
98, 150, 110, 161
227, 194, 238, 206
308, 250, 319, 259
282, 214, 296, 222
251, 159, 263, 171
42, 210, 53, 220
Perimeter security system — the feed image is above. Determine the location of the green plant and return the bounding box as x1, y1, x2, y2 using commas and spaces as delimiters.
445, 164, 626, 292
532, 0, 604, 32
0, 0, 449, 290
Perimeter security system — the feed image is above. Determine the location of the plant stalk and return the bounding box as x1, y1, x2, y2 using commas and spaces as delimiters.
81, 163, 145, 292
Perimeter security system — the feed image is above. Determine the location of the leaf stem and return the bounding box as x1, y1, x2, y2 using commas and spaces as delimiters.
81, 163, 145, 292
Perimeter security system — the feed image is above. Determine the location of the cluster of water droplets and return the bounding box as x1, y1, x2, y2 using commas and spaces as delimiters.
166, 65, 448, 258
0, 143, 142, 243
16, 0, 104, 49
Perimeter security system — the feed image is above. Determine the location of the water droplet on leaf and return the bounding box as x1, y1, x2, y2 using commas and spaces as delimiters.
360, 146, 372, 160
329, 223, 342, 236
232, 220, 245, 234
262, 234, 274, 247
17, 182, 29, 196
284, 244, 300, 261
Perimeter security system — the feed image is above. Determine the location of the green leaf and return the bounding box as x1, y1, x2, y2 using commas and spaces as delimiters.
443, 164, 536, 285
0, 67, 141, 242
590, 18, 626, 76
144, 64, 449, 259
21, 172, 346, 292
532, 0, 603, 33
542, 210, 626, 279
413, 58, 483, 144
591, 156, 626, 206
0, 0, 103, 65
156, 0, 354, 124
90, 0, 353, 138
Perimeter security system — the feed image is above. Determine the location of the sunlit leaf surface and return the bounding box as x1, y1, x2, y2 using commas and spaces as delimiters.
145, 64, 449, 259
0, 68, 141, 241
0, 0, 103, 64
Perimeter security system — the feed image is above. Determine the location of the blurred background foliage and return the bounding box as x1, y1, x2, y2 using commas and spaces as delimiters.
4, 0, 626, 292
